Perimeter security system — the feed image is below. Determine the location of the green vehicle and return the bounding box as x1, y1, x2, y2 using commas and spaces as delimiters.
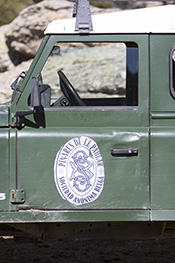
1, 0, 175, 240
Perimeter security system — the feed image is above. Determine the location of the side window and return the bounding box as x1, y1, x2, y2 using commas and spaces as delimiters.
170, 47, 175, 99
40, 42, 138, 107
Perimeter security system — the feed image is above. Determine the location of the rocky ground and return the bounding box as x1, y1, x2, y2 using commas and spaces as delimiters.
0, 237, 175, 262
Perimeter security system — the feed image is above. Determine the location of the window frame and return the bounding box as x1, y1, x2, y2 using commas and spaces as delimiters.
169, 46, 175, 99
40, 40, 138, 109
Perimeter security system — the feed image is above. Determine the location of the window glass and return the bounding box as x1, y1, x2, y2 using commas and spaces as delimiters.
40, 42, 138, 107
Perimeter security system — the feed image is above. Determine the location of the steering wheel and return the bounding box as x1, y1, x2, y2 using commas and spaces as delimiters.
57, 70, 85, 106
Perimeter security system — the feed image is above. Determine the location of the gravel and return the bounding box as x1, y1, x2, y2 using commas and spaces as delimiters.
0, 237, 175, 263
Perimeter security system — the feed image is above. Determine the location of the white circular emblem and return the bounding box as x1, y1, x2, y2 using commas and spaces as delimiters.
54, 136, 105, 206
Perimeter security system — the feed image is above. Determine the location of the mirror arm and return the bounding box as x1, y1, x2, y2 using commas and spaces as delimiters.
15, 108, 39, 130
16, 109, 36, 117
14, 77, 42, 129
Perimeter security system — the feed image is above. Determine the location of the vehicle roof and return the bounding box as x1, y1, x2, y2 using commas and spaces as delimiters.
44, 5, 175, 35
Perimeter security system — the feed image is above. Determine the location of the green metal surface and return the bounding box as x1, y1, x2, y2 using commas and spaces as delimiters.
0, 106, 9, 127
0, 210, 149, 223
7, 34, 150, 219
5, 32, 175, 223
151, 127, 175, 210
16, 127, 148, 210
152, 210, 175, 221
150, 34, 175, 112
2, 5, 175, 238
9, 129, 17, 208
0, 128, 10, 211
150, 35, 175, 216
0, 106, 9, 211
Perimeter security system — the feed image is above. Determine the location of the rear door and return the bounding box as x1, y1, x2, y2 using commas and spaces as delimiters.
14, 34, 149, 211
150, 34, 175, 219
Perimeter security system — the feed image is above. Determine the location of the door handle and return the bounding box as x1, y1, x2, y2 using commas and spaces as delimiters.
110, 148, 138, 157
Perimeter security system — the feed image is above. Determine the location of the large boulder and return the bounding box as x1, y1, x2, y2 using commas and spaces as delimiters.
5, 0, 75, 65
0, 25, 11, 73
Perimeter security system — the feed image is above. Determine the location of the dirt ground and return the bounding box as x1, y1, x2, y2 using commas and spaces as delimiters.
0, 237, 175, 263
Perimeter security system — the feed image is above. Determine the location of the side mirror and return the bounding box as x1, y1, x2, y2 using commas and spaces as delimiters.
31, 77, 41, 108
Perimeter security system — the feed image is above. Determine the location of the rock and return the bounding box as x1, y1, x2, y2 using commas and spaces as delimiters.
4, 0, 120, 66
0, 57, 8, 73
39, 43, 126, 100
0, 25, 12, 73
0, 60, 32, 104
5, 0, 75, 65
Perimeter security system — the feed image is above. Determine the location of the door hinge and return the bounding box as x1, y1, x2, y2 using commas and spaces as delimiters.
11, 189, 25, 204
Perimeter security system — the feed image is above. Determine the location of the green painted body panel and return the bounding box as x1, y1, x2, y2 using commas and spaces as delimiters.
6, 34, 150, 220
2, 32, 175, 223
0, 210, 149, 223
0, 106, 9, 127
9, 129, 17, 212
150, 35, 175, 112
151, 128, 175, 210
0, 131, 9, 211
16, 127, 148, 210
150, 35, 175, 220
0, 108, 9, 211
152, 210, 175, 221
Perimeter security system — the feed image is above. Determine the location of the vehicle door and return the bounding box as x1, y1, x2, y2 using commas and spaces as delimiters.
11, 34, 150, 213
150, 35, 175, 220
